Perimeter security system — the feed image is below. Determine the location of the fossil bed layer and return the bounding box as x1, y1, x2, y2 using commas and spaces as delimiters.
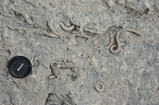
0, 0, 159, 105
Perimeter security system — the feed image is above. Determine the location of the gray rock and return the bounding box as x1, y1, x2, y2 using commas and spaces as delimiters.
0, 0, 159, 105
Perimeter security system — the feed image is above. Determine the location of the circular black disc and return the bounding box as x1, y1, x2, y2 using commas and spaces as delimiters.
8, 56, 32, 78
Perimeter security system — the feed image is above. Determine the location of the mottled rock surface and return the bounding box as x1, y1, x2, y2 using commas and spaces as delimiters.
0, 0, 159, 105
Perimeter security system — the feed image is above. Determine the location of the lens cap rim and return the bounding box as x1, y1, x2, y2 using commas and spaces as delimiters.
8, 56, 32, 78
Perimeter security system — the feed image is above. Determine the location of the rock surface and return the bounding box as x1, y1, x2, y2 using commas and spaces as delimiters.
0, 0, 159, 105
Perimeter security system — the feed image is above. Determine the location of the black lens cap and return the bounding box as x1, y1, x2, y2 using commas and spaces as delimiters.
8, 56, 32, 78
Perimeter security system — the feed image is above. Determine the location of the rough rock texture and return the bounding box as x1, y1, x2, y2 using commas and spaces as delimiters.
0, 0, 159, 105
